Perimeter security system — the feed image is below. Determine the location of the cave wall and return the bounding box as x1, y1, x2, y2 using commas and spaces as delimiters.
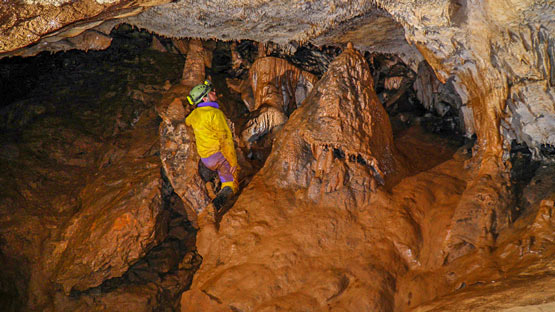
2, 1, 553, 161
0, 31, 205, 311
380, 0, 554, 159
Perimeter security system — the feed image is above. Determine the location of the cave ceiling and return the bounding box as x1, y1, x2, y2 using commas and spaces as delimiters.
1, 0, 418, 62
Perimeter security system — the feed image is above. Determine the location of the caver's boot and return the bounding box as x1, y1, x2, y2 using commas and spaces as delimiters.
212, 186, 234, 212
196, 203, 217, 257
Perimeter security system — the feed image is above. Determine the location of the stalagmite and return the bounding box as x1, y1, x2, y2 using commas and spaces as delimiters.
180, 44, 406, 312
172, 39, 189, 55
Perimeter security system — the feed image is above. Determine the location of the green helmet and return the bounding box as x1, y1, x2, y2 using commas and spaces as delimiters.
187, 81, 212, 105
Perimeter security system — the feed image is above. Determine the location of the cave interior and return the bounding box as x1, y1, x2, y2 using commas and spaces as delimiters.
0, 1, 554, 311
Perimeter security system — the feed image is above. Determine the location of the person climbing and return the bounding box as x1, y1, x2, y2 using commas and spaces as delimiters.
186, 80, 238, 211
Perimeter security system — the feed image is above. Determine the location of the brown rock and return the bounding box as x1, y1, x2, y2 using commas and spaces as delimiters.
413, 61, 441, 112
53, 157, 165, 294
443, 166, 513, 262
230, 41, 246, 71
181, 39, 210, 87
172, 38, 189, 55
384, 76, 404, 90
181, 45, 406, 312
0, 0, 171, 55
50, 109, 168, 295
240, 57, 318, 148
67, 30, 113, 52
151, 36, 167, 52
156, 84, 192, 125
246, 56, 317, 114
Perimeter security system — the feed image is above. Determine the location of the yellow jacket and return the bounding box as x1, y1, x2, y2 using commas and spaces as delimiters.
185, 104, 237, 168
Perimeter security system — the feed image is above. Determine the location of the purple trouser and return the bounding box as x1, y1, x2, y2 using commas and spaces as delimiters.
201, 152, 234, 185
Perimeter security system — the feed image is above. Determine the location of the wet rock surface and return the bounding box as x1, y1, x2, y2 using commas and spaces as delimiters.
0, 27, 201, 311
1, 21, 554, 312
181, 45, 555, 311
180, 45, 424, 311
235, 56, 318, 160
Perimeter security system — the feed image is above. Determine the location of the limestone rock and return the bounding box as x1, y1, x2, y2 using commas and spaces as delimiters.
503, 82, 555, 158
412, 276, 555, 312
0, 0, 169, 55
172, 38, 189, 55
246, 56, 318, 114
240, 57, 318, 148
443, 168, 513, 262
156, 84, 191, 124
53, 147, 165, 294
230, 41, 248, 74
411, 193, 555, 312
384, 76, 404, 90
181, 39, 212, 87
157, 40, 220, 223
0, 34, 194, 311
158, 92, 211, 220
68, 30, 113, 52
240, 105, 288, 150
180, 45, 407, 312
151, 36, 167, 53
2, 0, 553, 165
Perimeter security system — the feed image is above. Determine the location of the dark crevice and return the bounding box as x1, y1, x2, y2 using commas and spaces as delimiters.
509, 140, 541, 220
333, 147, 345, 160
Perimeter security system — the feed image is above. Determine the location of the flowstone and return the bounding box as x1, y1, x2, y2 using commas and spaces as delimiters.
180, 44, 406, 311
238, 57, 318, 150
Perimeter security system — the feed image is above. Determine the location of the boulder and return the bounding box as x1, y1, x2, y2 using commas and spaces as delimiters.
53, 144, 165, 294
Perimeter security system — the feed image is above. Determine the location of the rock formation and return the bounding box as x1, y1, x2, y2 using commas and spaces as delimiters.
180, 44, 406, 311
156, 38, 241, 226
158, 85, 211, 222
2, 0, 553, 160
237, 57, 318, 154
1, 1, 554, 311
0, 36, 203, 311
53, 139, 166, 294
154, 38, 214, 223
180, 39, 213, 88
178, 44, 554, 311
